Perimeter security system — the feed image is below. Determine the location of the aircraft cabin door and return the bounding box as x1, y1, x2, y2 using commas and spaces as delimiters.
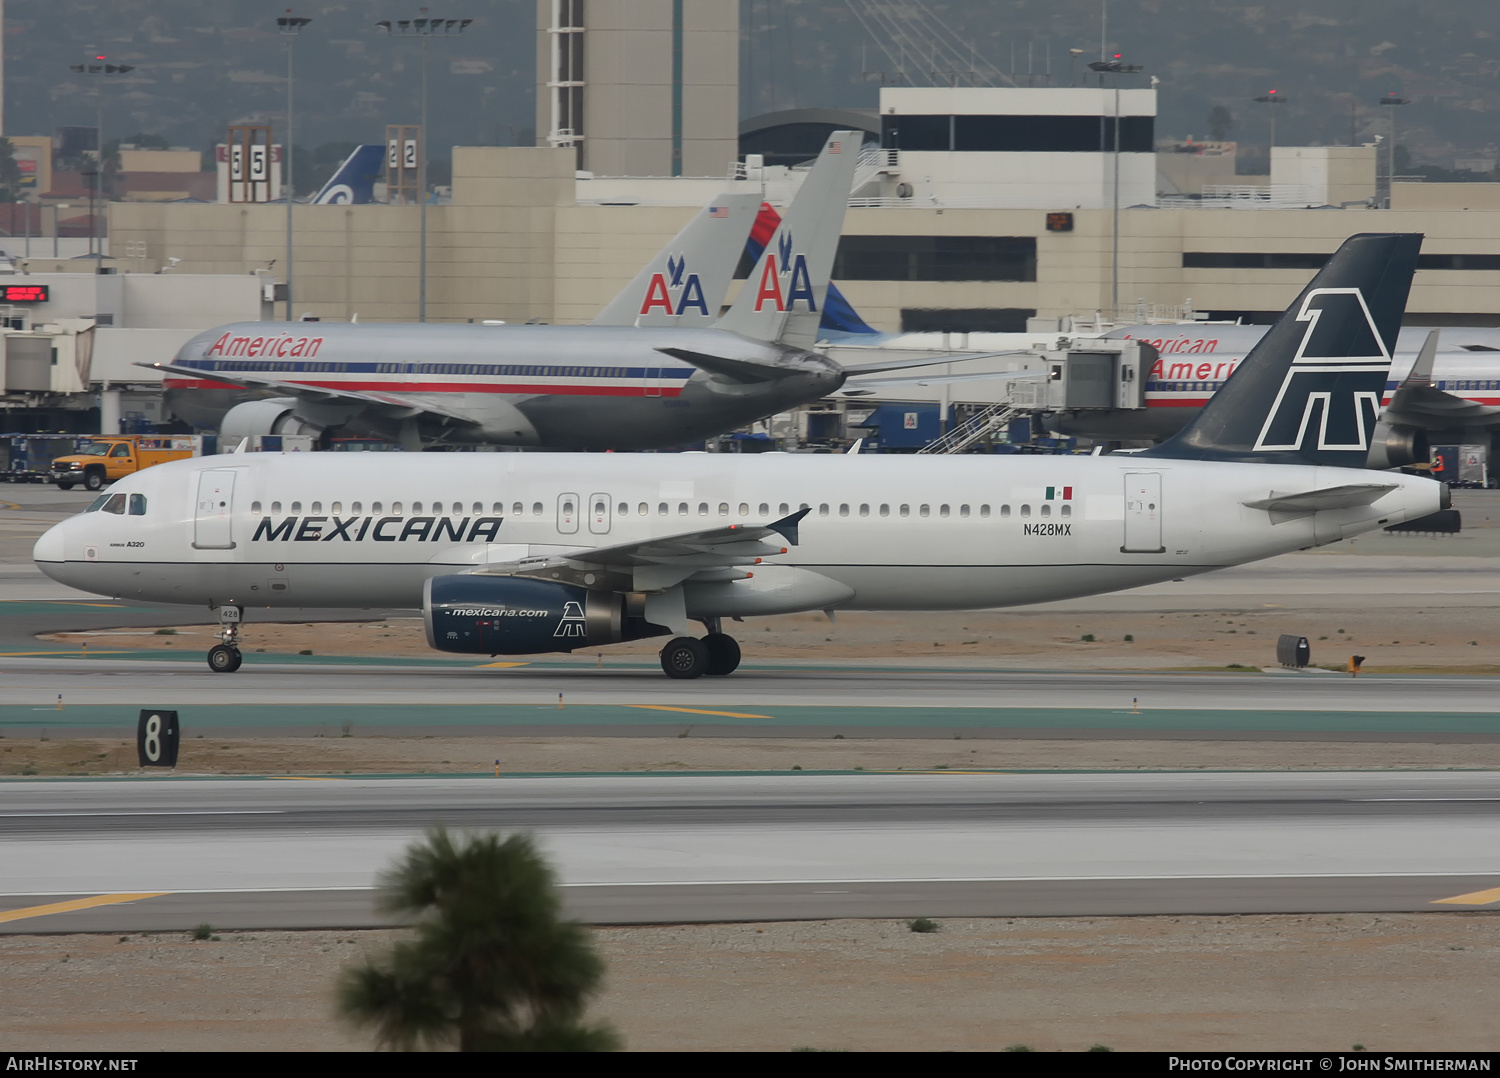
557, 493, 579, 534
193, 469, 238, 550
588, 493, 611, 535
1121, 472, 1165, 554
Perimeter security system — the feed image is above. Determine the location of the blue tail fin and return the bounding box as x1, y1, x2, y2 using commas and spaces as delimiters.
311, 145, 385, 205
1146, 232, 1422, 467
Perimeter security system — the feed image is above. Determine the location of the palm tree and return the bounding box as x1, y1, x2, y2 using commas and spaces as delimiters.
337, 827, 620, 1052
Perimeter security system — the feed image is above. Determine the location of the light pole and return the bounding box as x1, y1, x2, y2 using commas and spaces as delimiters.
69, 57, 134, 259
1379, 93, 1411, 208
278, 12, 312, 321
1253, 90, 1285, 172
1090, 57, 1143, 321
378, 12, 472, 323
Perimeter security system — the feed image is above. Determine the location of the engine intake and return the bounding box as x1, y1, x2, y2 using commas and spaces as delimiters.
424, 575, 667, 655
1365, 421, 1429, 470
219, 398, 326, 442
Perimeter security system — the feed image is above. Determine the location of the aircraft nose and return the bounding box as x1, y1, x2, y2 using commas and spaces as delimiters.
33, 520, 66, 567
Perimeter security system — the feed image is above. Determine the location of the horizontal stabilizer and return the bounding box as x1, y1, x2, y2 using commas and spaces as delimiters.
655, 347, 790, 384
1243, 483, 1397, 520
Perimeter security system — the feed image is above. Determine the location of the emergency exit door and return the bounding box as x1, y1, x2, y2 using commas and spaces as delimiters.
1121, 472, 1164, 553
588, 493, 611, 534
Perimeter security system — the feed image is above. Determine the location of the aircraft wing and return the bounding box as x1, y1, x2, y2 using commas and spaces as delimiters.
137, 361, 479, 425
1377, 329, 1500, 428
473, 508, 810, 592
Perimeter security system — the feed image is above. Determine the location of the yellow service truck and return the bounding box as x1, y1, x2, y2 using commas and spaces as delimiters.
51, 435, 201, 490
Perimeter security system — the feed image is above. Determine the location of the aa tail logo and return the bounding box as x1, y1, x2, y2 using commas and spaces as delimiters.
1253, 288, 1390, 453
751, 229, 818, 314
554, 601, 586, 639
638, 253, 709, 317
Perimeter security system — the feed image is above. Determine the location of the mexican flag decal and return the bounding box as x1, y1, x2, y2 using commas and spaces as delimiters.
1044, 486, 1074, 501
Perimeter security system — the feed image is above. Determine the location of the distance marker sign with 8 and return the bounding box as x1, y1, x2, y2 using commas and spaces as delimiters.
137, 710, 180, 768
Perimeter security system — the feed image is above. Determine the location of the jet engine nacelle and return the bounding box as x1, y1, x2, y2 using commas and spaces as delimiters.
423, 575, 668, 655
219, 398, 326, 442
1365, 421, 1430, 470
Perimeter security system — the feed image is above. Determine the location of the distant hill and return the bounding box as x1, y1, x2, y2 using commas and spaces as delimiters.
7, 1, 1499, 178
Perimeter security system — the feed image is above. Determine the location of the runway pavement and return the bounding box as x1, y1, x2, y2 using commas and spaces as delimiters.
2, 772, 1498, 930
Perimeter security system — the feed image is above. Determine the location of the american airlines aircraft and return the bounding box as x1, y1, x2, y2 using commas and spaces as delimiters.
149, 133, 884, 451
35, 234, 1443, 678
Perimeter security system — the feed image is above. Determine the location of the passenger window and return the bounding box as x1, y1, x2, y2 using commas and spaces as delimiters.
562, 499, 575, 516
959, 505, 970, 518
1041, 504, 1051, 518
920, 505, 930, 518
818, 504, 829, 516
838, 504, 849, 517
392, 502, 403, 516
758, 503, 769, 516
513, 502, 523, 515
1061, 504, 1072, 518
658, 503, 668, 516
779, 503, 790, 515
129, 494, 147, 516
859, 504, 869, 517
879, 504, 889, 517
431, 502, 442, 514
272, 501, 283, 514
739, 503, 749, 516
413, 502, 423, 514
618, 502, 629, 516
371, 502, 383, 515
719, 503, 729, 516
1020, 505, 1031, 518
939, 505, 950, 518
250, 501, 262, 514
291, 501, 302, 513
900, 504, 909, 517
311, 502, 322, 514
980, 505, 990, 518
331, 502, 342, 515
678, 502, 688, 516
638, 503, 648, 516
102, 494, 126, 514
532, 502, 543, 516
110, 444, 130, 458
85, 494, 109, 512
352, 502, 362, 514
698, 503, 708, 516
1000, 505, 1010, 518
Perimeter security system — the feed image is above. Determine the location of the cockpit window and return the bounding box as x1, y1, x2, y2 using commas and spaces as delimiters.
85, 494, 109, 512
129, 494, 147, 516
101, 494, 127, 515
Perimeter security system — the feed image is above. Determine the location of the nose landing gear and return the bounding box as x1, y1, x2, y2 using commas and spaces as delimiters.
207, 605, 244, 673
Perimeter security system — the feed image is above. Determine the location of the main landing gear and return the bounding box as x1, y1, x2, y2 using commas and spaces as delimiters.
207, 605, 243, 673
658, 621, 741, 680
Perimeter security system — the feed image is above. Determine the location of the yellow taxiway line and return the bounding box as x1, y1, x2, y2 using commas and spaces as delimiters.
628, 704, 774, 719
1432, 886, 1500, 906
0, 892, 170, 925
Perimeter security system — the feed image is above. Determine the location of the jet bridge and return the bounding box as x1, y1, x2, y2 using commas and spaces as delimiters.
1005, 338, 1154, 413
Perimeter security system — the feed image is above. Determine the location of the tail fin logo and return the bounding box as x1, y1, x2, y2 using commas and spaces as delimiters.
638, 254, 709, 317
1253, 287, 1391, 454
554, 601, 586, 639
752, 229, 818, 313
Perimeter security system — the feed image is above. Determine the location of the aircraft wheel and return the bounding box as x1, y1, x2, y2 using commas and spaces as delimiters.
703, 633, 741, 676
83, 471, 105, 491
207, 645, 242, 673
660, 636, 708, 680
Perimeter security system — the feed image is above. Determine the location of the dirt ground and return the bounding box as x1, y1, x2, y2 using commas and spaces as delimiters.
41, 605, 1500, 674
2, 914, 1497, 1052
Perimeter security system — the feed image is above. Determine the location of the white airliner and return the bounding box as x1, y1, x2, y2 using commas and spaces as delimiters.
35, 234, 1444, 678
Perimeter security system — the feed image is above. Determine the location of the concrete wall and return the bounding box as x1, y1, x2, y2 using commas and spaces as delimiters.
1392, 183, 1500, 211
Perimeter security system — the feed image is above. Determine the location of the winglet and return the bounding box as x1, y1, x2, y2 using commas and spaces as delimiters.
1401, 329, 1439, 389
767, 507, 812, 545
